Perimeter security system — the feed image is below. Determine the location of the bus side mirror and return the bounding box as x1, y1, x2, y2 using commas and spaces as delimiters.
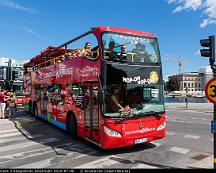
97, 91, 103, 105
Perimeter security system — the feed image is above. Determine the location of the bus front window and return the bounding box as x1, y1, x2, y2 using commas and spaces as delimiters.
104, 84, 164, 118
102, 33, 160, 63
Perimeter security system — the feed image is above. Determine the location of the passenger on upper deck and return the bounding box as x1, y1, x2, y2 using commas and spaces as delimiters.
132, 42, 148, 62
82, 42, 93, 58
105, 41, 118, 61
117, 45, 127, 61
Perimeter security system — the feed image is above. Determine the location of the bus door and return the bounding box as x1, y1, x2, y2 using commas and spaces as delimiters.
84, 82, 99, 143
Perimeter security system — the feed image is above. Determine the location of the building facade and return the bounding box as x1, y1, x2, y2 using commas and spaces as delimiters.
168, 66, 213, 92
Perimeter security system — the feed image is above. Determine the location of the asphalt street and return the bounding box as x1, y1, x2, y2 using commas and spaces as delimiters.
0, 103, 213, 169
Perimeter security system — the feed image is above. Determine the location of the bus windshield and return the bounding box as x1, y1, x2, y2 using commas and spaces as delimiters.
102, 33, 160, 63
103, 63, 164, 118
104, 84, 164, 118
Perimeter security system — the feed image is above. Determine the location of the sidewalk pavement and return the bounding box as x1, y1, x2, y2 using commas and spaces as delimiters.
187, 155, 214, 169
165, 103, 213, 112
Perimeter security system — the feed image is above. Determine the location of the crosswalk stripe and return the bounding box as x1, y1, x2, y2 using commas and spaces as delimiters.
131, 164, 158, 169
0, 132, 23, 138
15, 148, 97, 168
0, 138, 59, 153
0, 134, 42, 145
0, 142, 75, 165
184, 135, 200, 139
74, 155, 120, 168
169, 147, 189, 154
0, 129, 18, 134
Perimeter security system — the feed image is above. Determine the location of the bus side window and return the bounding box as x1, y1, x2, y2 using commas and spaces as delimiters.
69, 83, 84, 109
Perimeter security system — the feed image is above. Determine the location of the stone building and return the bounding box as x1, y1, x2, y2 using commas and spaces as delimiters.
168, 66, 213, 92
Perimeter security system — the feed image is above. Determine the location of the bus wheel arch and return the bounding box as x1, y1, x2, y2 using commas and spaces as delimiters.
66, 111, 78, 139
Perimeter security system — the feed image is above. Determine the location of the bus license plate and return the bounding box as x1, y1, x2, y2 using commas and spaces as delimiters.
134, 138, 147, 144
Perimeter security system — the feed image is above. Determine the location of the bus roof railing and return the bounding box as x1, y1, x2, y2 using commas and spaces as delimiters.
24, 28, 95, 68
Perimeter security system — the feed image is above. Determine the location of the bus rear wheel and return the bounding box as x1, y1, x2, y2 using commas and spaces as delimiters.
68, 115, 77, 139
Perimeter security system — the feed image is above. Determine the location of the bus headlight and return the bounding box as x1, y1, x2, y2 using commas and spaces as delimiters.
103, 126, 122, 137
157, 122, 166, 131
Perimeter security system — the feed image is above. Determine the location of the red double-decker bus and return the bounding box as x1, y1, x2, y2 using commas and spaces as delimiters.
23, 26, 166, 149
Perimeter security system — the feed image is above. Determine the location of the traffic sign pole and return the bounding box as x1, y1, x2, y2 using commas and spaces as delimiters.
205, 76, 216, 168
214, 71, 216, 169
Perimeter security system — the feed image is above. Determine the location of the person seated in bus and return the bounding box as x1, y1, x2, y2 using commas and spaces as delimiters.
132, 43, 148, 62
105, 41, 118, 61
117, 45, 127, 61
82, 42, 93, 58
107, 87, 123, 113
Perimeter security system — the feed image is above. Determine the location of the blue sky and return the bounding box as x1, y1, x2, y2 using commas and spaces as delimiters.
0, 0, 215, 79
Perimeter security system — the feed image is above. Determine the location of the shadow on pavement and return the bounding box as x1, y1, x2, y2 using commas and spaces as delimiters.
7, 109, 157, 158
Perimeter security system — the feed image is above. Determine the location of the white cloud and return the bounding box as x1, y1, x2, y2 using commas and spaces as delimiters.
0, 0, 38, 14
0, 57, 22, 66
204, 0, 216, 18
171, 0, 202, 13
23, 27, 42, 38
167, 0, 216, 28
200, 18, 216, 28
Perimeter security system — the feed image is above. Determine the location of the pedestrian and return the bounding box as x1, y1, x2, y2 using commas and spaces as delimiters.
8, 92, 17, 118
0, 90, 7, 119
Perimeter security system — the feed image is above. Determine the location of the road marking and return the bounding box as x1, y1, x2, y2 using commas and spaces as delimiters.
74, 155, 121, 168
131, 164, 158, 169
150, 142, 161, 147
184, 135, 200, 139
15, 148, 97, 168
0, 142, 77, 164
0, 129, 18, 134
0, 138, 59, 153
192, 118, 198, 120
166, 131, 174, 136
169, 147, 189, 154
0, 134, 42, 145
0, 132, 23, 138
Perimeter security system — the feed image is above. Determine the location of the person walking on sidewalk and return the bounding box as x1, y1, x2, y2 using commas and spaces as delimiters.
7, 92, 17, 118
0, 90, 7, 119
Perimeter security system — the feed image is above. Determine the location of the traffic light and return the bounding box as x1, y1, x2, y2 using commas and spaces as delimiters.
200, 35, 215, 66
12, 70, 19, 80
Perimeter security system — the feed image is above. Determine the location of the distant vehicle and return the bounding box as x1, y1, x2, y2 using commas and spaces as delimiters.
23, 26, 166, 149
15, 95, 24, 108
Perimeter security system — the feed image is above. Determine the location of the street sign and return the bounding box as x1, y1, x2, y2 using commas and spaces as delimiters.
211, 121, 216, 134
205, 77, 216, 104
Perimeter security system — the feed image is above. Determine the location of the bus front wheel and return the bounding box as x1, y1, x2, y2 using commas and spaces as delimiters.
68, 115, 77, 139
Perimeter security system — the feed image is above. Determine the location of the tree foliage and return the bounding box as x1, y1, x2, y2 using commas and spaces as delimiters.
165, 78, 179, 91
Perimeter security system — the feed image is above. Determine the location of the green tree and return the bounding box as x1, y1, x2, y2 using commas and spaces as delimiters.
166, 78, 179, 91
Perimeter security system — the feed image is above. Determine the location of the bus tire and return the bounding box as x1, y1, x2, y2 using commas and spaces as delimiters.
68, 114, 77, 139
